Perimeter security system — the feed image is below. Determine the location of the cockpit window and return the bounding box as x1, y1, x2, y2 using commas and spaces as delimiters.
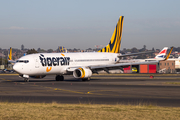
16, 60, 29, 63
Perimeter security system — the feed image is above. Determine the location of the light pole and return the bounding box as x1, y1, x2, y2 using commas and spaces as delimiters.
1, 51, 3, 69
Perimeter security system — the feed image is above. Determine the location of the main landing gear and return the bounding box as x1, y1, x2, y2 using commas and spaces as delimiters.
56, 75, 64, 81
82, 77, 91, 81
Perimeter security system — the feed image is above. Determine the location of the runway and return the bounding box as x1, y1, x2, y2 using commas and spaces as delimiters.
0, 74, 180, 107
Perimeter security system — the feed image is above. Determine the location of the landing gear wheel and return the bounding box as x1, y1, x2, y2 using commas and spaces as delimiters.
24, 78, 29, 82
56, 75, 64, 81
82, 77, 90, 81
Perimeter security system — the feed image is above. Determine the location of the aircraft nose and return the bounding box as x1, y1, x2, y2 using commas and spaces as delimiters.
13, 64, 21, 74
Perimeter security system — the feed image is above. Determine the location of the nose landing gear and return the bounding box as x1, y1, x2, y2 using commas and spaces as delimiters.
24, 78, 29, 82
21, 74, 29, 82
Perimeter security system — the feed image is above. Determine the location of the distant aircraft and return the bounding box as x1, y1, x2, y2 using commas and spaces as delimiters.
58, 46, 67, 53
12, 16, 171, 82
155, 47, 168, 59
120, 47, 169, 63
8, 47, 27, 64
8, 47, 12, 60
8, 47, 16, 64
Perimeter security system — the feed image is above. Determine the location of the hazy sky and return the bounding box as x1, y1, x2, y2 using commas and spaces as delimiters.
0, 0, 180, 50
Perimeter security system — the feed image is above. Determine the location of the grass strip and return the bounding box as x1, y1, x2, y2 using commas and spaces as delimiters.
0, 102, 180, 120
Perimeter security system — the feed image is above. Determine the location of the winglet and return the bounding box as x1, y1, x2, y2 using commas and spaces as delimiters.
164, 47, 173, 61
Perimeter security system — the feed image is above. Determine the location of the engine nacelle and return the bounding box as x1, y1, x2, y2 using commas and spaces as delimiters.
73, 68, 92, 79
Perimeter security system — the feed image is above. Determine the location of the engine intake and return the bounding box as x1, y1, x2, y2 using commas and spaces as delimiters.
73, 68, 92, 79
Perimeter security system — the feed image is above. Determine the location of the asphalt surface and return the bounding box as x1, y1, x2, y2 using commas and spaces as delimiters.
0, 74, 180, 107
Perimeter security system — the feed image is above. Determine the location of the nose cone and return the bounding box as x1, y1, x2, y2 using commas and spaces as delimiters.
13, 64, 21, 74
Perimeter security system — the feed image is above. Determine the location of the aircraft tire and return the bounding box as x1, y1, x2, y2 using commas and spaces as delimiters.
82, 77, 90, 81
56, 75, 64, 81
24, 78, 29, 82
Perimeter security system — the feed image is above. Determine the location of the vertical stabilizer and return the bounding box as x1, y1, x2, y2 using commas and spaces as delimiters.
164, 47, 173, 61
98, 16, 124, 53
155, 47, 168, 59
8, 47, 12, 60
59, 46, 67, 53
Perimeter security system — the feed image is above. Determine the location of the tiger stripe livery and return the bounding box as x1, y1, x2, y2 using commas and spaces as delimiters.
98, 16, 124, 53
8, 47, 12, 60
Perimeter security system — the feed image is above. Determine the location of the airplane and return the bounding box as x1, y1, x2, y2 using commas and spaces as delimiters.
59, 46, 67, 53
12, 16, 171, 82
8, 47, 16, 64
144, 47, 169, 62
120, 47, 169, 63
8, 47, 12, 60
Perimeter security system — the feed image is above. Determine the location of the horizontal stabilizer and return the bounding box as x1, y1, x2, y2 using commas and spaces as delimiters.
118, 51, 154, 58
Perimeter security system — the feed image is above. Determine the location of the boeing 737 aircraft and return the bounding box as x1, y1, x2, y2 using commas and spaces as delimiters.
12, 16, 171, 82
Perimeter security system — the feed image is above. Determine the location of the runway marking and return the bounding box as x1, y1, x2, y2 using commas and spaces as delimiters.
54, 88, 84, 94
6, 80, 12, 82
87, 89, 130, 94
28, 84, 85, 94
0, 78, 12, 82
0, 74, 18, 76
164, 82, 180, 85
87, 90, 131, 96
1, 78, 6, 81
0, 90, 54, 93
0, 81, 180, 100
29, 84, 120, 96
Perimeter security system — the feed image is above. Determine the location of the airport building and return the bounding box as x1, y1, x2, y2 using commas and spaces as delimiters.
123, 60, 176, 74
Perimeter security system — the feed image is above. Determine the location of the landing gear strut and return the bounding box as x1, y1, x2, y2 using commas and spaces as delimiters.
56, 75, 64, 81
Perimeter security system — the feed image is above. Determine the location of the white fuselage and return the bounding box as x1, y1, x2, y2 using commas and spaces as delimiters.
13, 52, 119, 76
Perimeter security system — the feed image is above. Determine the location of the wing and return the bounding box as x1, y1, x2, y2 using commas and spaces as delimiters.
66, 61, 158, 74
66, 47, 173, 74
89, 61, 159, 73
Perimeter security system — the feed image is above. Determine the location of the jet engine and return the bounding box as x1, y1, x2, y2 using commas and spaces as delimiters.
73, 68, 92, 79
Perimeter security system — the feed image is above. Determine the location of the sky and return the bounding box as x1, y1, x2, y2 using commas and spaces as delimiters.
0, 0, 180, 50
